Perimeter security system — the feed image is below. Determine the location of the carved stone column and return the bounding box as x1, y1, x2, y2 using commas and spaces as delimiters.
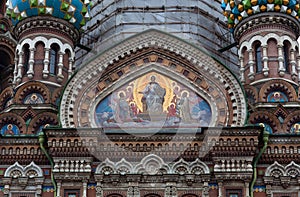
202, 182, 209, 197
27, 47, 35, 79
278, 44, 285, 76
247, 49, 255, 80
127, 186, 140, 197
82, 181, 87, 197
57, 182, 61, 197
95, 183, 103, 197
262, 45, 269, 76
43, 48, 50, 78
165, 186, 177, 197
218, 182, 223, 197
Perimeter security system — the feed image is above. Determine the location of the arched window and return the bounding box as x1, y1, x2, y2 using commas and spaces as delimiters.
283, 42, 290, 73
23, 45, 30, 74
255, 43, 262, 73
49, 45, 59, 74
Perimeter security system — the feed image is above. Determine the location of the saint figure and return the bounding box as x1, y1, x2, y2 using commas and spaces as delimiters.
140, 76, 166, 113
178, 92, 192, 122
115, 92, 130, 122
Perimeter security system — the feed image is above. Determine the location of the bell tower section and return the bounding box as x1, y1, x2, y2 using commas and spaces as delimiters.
222, 0, 300, 134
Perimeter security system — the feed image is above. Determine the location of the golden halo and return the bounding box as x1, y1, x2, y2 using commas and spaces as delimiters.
117, 90, 126, 98
180, 90, 190, 98
31, 93, 37, 100
173, 85, 181, 92
274, 92, 280, 97
7, 124, 13, 129
126, 86, 132, 92
171, 81, 178, 87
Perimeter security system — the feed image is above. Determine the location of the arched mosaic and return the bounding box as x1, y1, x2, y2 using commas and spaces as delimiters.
0, 124, 20, 136
94, 72, 211, 128
23, 92, 44, 104
267, 91, 288, 103
60, 29, 247, 128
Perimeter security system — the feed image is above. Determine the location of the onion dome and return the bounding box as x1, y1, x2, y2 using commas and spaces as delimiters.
221, 0, 300, 32
5, 0, 91, 29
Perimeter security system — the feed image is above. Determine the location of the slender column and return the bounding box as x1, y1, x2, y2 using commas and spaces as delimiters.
278, 44, 285, 76
247, 49, 255, 80
297, 55, 300, 84
262, 45, 269, 76
245, 182, 250, 197
239, 54, 245, 84
68, 57, 74, 78
202, 182, 209, 197
43, 48, 50, 78
16, 51, 24, 82
290, 49, 297, 81
96, 183, 103, 197
13, 57, 18, 85
82, 181, 87, 197
27, 48, 35, 79
218, 182, 223, 197
56, 182, 61, 197
57, 51, 64, 82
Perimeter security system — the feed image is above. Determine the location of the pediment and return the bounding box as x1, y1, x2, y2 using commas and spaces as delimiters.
60, 29, 246, 128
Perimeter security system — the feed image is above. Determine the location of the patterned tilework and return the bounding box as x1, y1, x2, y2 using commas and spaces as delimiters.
209, 183, 218, 190
88, 183, 96, 190
253, 185, 266, 192
42, 186, 54, 192
221, 0, 300, 31
6, 0, 91, 29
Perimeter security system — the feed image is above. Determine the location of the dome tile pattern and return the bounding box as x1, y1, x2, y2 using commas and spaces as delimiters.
221, 0, 300, 32
5, 0, 91, 29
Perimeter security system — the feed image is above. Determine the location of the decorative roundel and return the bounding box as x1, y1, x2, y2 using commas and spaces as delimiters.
221, 0, 300, 31
5, 0, 91, 29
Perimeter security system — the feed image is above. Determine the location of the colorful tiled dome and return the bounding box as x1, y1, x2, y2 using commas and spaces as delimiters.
221, 0, 300, 32
5, 0, 91, 29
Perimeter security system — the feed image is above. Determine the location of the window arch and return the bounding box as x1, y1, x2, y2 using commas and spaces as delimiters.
49, 44, 59, 75
23, 44, 30, 74
254, 43, 262, 73
283, 41, 290, 73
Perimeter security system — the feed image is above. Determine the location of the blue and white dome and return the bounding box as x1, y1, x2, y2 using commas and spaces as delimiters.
6, 0, 91, 29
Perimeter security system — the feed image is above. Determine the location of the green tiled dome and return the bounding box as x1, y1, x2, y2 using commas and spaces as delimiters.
6, 0, 91, 29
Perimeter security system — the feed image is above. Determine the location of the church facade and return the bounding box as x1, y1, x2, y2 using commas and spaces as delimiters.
0, 0, 300, 197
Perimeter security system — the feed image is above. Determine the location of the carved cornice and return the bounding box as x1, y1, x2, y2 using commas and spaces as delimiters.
14, 16, 80, 45
234, 13, 300, 41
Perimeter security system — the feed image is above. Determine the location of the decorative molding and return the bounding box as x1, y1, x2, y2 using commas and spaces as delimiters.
95, 154, 209, 176
60, 29, 247, 128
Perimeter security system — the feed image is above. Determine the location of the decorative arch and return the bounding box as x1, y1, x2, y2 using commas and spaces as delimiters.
259, 80, 297, 102
172, 158, 189, 174
265, 161, 285, 178
61, 29, 246, 128
4, 161, 43, 177
27, 112, 58, 134
115, 158, 134, 175
91, 65, 216, 128
106, 194, 124, 197
95, 158, 116, 175
0, 112, 26, 134
283, 111, 300, 133
0, 86, 14, 110
14, 81, 50, 104
16, 36, 74, 59
134, 154, 166, 175
182, 194, 198, 197
244, 85, 258, 104
51, 87, 63, 105
249, 111, 281, 133
238, 33, 298, 56
144, 194, 161, 197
